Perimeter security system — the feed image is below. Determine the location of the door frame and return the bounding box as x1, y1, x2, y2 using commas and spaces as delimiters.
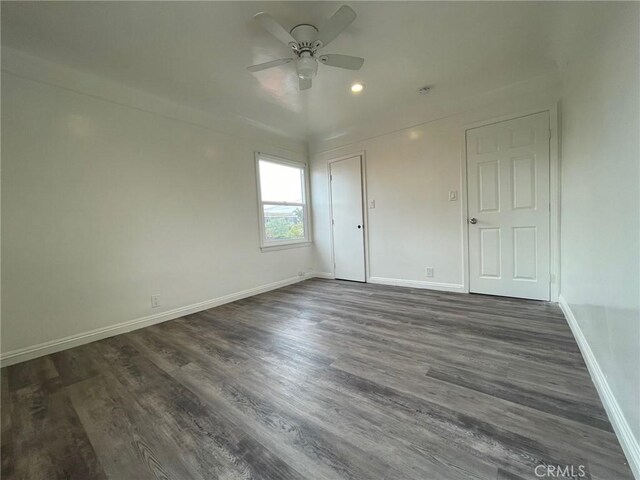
460, 104, 560, 301
327, 152, 370, 281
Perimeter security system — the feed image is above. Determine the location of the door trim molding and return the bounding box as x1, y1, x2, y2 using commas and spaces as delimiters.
460, 104, 560, 301
327, 152, 369, 281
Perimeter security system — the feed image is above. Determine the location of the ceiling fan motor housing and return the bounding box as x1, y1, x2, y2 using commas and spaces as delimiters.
291, 24, 320, 79
290, 24, 320, 48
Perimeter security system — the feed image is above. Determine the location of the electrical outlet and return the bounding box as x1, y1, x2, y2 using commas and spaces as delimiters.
425, 267, 434, 278
151, 294, 160, 308
298, 271, 305, 277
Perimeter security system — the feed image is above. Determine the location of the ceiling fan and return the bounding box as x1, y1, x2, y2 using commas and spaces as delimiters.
247, 5, 364, 90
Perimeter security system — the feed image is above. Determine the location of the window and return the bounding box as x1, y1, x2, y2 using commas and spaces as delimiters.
256, 153, 310, 250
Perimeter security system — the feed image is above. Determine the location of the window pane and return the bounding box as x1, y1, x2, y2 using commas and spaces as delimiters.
259, 160, 304, 203
263, 204, 305, 241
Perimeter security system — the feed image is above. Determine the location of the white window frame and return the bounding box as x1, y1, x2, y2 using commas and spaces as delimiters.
255, 152, 311, 252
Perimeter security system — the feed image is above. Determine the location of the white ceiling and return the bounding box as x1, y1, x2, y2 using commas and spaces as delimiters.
1, 2, 605, 148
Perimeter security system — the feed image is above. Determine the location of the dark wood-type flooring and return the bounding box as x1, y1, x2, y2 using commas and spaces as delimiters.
1, 279, 633, 479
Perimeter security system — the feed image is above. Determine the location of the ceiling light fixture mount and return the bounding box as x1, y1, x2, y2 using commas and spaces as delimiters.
418, 86, 432, 95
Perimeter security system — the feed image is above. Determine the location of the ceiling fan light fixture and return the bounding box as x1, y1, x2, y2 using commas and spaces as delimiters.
296, 56, 318, 79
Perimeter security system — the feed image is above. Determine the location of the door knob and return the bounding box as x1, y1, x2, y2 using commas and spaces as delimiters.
357, 225, 362, 229
469, 218, 478, 224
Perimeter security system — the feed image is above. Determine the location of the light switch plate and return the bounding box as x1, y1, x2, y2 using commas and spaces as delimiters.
151, 294, 160, 308
449, 190, 458, 201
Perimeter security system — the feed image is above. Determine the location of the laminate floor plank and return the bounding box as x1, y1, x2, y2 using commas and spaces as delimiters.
1, 369, 13, 479
50, 344, 102, 387
170, 362, 413, 480
425, 363, 610, 430
94, 335, 304, 480
123, 327, 201, 372
66, 373, 203, 480
314, 366, 593, 479
7, 356, 60, 392
329, 349, 629, 476
10, 384, 107, 480
225, 354, 500, 480
1, 279, 633, 479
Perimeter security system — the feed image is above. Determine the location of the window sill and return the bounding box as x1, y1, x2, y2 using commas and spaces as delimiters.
260, 241, 312, 253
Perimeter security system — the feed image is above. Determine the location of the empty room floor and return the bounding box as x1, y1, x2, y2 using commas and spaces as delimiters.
1, 279, 633, 480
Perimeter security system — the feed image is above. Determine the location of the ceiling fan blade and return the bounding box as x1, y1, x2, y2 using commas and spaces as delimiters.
318, 54, 364, 70
316, 5, 357, 48
247, 58, 294, 72
299, 77, 312, 90
254, 12, 297, 47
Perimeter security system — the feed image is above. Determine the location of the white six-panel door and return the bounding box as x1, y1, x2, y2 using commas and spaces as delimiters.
330, 156, 366, 282
467, 112, 550, 300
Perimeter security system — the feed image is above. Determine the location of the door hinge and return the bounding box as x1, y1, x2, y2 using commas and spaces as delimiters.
332, 219, 335, 225
330, 174, 333, 181
548, 129, 552, 140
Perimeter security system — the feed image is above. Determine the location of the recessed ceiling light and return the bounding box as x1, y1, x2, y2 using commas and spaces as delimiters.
351, 83, 365, 93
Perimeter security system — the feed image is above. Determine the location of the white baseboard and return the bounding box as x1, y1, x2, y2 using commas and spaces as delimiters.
312, 272, 335, 279
558, 295, 639, 479
0, 275, 307, 368
368, 276, 465, 293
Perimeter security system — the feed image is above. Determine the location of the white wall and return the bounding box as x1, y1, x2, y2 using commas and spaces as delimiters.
559, 2, 640, 470
310, 88, 560, 290
1, 53, 313, 361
